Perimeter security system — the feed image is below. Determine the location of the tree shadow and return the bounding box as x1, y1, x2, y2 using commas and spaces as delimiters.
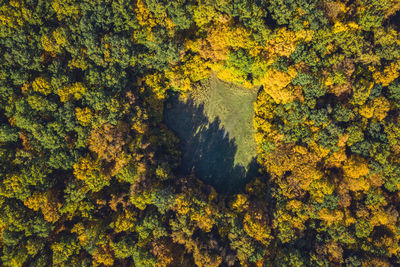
388, 10, 400, 29
164, 95, 258, 194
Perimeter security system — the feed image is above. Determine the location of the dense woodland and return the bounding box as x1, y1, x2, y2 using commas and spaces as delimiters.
2, 0, 400, 266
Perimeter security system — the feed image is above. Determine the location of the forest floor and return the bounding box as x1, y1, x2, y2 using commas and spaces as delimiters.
164, 73, 259, 193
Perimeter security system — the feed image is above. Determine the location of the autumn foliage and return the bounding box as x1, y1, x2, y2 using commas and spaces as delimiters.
2, 0, 400, 266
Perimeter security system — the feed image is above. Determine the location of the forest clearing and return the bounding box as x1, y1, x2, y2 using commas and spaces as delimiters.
164, 73, 258, 193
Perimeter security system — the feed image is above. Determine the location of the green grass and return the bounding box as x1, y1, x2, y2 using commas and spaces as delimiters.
193, 73, 258, 168
164, 73, 259, 193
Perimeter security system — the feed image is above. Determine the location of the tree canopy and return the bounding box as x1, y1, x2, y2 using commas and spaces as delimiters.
2, 0, 400, 266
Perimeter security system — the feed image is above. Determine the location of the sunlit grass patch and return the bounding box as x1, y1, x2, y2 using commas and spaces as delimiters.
165, 73, 259, 193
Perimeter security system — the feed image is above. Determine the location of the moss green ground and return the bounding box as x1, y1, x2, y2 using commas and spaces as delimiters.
165, 73, 259, 193
193, 74, 258, 167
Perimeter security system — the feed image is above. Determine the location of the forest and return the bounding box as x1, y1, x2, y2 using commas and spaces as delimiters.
1, 0, 400, 266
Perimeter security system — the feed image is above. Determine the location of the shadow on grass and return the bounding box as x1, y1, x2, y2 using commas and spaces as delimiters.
164, 95, 258, 194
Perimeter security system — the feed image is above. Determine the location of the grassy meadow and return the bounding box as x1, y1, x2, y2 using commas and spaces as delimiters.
165, 73, 259, 193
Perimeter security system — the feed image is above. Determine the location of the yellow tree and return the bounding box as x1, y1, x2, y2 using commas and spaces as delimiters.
24, 191, 61, 223
73, 156, 110, 192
